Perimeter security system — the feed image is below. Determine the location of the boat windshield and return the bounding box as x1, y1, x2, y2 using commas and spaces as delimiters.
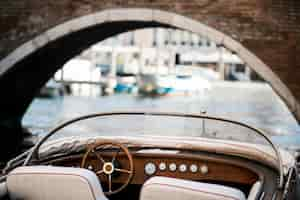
42, 112, 270, 147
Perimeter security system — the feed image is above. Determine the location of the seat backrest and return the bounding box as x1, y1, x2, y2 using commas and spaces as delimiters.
140, 176, 246, 200
6, 166, 108, 200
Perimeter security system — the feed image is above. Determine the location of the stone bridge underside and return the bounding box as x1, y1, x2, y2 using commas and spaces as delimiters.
0, 0, 299, 160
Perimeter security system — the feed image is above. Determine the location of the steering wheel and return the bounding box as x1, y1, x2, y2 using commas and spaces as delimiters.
81, 141, 134, 195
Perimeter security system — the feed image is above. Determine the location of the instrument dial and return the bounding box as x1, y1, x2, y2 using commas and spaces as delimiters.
179, 164, 187, 172
159, 162, 167, 171
200, 165, 209, 174
169, 163, 177, 172
145, 162, 156, 175
190, 164, 198, 173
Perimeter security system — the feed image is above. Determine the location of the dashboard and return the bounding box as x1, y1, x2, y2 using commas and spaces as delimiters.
42, 148, 260, 186
39, 145, 284, 199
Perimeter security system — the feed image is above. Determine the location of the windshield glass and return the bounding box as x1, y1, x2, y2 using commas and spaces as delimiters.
42, 113, 268, 146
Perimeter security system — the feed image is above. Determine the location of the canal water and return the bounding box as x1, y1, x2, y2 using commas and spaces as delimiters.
23, 81, 300, 150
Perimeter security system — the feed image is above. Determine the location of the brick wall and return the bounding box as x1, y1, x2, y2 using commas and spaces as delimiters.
0, 0, 289, 58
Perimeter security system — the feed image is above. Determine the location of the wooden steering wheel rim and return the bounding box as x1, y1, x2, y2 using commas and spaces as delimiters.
81, 141, 134, 195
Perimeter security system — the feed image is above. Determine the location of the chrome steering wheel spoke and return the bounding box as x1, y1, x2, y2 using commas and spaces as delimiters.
81, 141, 134, 196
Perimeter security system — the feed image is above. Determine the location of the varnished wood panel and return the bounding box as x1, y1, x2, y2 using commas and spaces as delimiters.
46, 151, 258, 185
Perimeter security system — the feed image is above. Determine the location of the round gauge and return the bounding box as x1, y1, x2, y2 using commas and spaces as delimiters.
200, 165, 209, 174
159, 162, 167, 171
190, 164, 198, 173
145, 162, 156, 175
179, 164, 187, 172
169, 163, 177, 172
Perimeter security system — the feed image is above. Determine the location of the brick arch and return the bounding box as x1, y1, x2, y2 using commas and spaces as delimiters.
0, 8, 299, 122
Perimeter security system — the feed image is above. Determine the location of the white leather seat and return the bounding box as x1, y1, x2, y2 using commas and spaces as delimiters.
140, 176, 246, 200
6, 166, 108, 200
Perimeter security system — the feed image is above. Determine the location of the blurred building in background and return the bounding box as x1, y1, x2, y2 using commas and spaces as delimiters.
53, 28, 262, 97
